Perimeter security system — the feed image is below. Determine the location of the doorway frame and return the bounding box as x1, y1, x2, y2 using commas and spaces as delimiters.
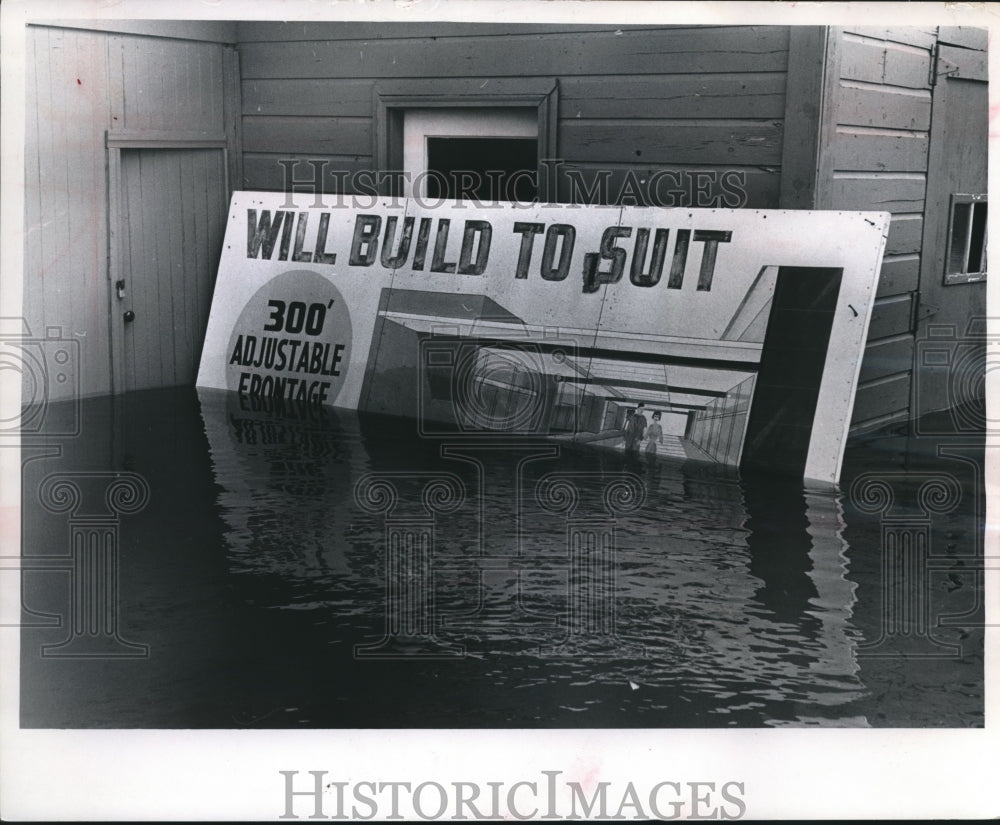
372, 78, 560, 202
104, 43, 241, 396
106, 133, 231, 395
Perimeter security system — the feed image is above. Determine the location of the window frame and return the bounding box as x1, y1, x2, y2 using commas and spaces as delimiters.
372, 78, 559, 202
943, 192, 988, 285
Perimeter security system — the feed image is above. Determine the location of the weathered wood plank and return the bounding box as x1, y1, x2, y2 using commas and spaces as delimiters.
831, 130, 929, 172
242, 152, 375, 193
242, 116, 371, 155
28, 19, 238, 43
235, 21, 643, 42
239, 27, 790, 79
876, 255, 920, 298
858, 335, 915, 383
884, 215, 923, 256
867, 293, 913, 339
841, 37, 931, 89
828, 174, 925, 212
843, 27, 938, 50
560, 119, 782, 165
37, 27, 115, 397
779, 26, 832, 209
937, 26, 988, 51
851, 371, 911, 423
938, 43, 988, 82
553, 162, 780, 207
560, 73, 786, 120
242, 78, 375, 117
836, 84, 931, 130
119, 35, 227, 133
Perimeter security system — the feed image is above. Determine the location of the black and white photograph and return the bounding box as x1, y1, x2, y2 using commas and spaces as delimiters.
1, 0, 996, 819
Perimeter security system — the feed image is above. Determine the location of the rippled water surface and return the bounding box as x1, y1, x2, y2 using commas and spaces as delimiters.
19, 387, 985, 728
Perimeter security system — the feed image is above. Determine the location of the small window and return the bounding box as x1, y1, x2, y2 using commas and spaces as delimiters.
402, 109, 538, 202
944, 193, 987, 285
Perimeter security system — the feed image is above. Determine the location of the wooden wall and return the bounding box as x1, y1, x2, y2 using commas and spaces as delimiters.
822, 27, 939, 432
236, 23, 788, 209
26, 21, 979, 434
24, 24, 235, 399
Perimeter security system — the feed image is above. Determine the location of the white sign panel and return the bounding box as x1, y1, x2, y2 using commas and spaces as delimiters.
197, 193, 889, 484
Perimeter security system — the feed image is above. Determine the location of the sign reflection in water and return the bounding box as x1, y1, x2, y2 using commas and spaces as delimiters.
197, 387, 866, 726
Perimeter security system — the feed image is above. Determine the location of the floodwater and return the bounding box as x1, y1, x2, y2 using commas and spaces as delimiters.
19, 387, 984, 728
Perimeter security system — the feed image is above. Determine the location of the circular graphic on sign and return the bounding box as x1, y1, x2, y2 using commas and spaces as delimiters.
226, 270, 352, 408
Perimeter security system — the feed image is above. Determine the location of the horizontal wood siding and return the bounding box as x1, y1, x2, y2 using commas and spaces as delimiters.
237, 23, 788, 208
829, 28, 937, 433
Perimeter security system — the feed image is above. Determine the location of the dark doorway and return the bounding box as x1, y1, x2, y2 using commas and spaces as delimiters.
425, 137, 538, 202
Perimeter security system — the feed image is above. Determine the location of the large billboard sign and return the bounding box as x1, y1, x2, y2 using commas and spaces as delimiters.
197, 193, 889, 484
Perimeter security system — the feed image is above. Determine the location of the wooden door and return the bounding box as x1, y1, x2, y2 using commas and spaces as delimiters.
115, 147, 228, 392
914, 30, 988, 420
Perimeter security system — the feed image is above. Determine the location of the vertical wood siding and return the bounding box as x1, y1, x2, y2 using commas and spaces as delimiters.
236, 23, 788, 209
24, 26, 231, 399
826, 27, 938, 432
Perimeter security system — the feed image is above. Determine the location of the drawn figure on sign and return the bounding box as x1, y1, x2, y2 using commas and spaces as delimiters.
644, 411, 663, 458
624, 403, 647, 455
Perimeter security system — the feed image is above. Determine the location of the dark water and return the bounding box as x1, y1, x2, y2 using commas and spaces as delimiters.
19, 387, 984, 728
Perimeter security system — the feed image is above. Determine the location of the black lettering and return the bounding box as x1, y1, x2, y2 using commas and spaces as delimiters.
275, 339, 290, 371
292, 212, 313, 262
583, 226, 630, 293
630, 228, 669, 287
668, 229, 691, 289
246, 210, 286, 259
328, 343, 344, 377
229, 335, 245, 365
309, 343, 324, 373
457, 221, 492, 276
540, 224, 575, 282
241, 335, 258, 366
278, 210, 294, 260
693, 230, 732, 291
295, 345, 310, 373
349, 214, 382, 266
431, 219, 457, 273
261, 337, 277, 369
381, 216, 414, 269
313, 212, 337, 265
263, 300, 285, 332
512, 222, 544, 279
412, 218, 432, 271
304, 303, 325, 336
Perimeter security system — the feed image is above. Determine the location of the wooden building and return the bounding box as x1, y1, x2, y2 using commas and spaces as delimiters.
23, 20, 987, 435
